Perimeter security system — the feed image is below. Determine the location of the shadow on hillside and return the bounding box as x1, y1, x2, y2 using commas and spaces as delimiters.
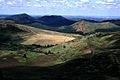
0, 50, 120, 80
95, 28, 120, 33
85, 28, 120, 35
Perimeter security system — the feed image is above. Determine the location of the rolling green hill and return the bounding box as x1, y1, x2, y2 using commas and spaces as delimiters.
0, 20, 120, 80
103, 19, 120, 26
0, 20, 40, 43
0, 20, 76, 66
58, 20, 120, 34
41, 32, 120, 63
0, 32, 120, 80
0, 20, 75, 44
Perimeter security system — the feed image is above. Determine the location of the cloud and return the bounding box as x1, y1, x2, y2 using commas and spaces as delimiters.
6, 1, 13, 5
80, 0, 89, 2
0, 0, 119, 10
95, 0, 116, 5
106, 0, 114, 2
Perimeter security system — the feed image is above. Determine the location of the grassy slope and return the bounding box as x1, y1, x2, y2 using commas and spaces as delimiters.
41, 32, 120, 64
0, 31, 120, 67
58, 21, 120, 34
0, 20, 120, 80
0, 20, 77, 67
0, 20, 76, 44
0, 32, 120, 80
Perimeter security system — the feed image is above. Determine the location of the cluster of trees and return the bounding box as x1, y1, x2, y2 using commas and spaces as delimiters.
0, 33, 11, 43
17, 50, 27, 58
0, 43, 55, 52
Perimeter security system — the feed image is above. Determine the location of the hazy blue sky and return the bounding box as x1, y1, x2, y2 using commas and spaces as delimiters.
0, 0, 120, 16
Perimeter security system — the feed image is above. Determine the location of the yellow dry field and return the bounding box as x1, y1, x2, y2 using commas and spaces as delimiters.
22, 32, 75, 45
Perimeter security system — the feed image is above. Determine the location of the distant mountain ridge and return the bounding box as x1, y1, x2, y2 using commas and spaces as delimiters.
5, 13, 36, 24
4, 14, 76, 27
2, 13, 120, 34
37, 15, 76, 27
